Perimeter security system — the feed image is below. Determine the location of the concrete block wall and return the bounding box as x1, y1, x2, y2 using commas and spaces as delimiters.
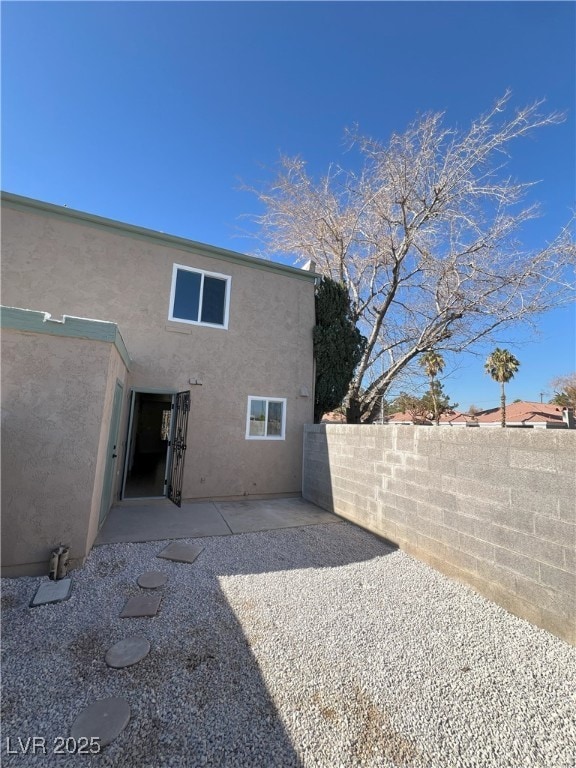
303, 424, 576, 645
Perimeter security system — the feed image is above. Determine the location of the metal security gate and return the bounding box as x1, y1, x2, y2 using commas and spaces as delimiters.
168, 390, 190, 507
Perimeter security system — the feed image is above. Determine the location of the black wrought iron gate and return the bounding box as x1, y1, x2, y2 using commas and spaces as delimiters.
168, 390, 190, 507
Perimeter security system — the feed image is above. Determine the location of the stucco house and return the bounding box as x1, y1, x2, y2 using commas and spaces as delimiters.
1, 192, 317, 576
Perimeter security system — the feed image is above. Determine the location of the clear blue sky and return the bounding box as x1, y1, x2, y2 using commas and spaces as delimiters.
2, 1, 575, 409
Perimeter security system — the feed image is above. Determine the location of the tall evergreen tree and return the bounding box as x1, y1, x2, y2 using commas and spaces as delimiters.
485, 348, 521, 427
313, 277, 366, 423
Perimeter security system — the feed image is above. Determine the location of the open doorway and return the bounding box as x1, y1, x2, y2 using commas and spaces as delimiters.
123, 392, 174, 499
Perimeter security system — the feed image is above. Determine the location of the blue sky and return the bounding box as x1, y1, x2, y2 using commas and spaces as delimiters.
2, 1, 575, 409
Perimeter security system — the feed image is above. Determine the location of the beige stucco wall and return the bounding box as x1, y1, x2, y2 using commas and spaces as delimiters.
85, 344, 129, 555
2, 202, 316, 500
1, 327, 128, 576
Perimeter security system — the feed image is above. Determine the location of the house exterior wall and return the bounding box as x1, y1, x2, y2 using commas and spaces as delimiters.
303, 424, 576, 645
1, 196, 316, 501
85, 345, 130, 555
1, 320, 129, 576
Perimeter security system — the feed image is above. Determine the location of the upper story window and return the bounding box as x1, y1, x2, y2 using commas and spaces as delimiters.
169, 264, 231, 329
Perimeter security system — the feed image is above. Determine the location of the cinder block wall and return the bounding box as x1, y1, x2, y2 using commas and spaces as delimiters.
303, 425, 576, 644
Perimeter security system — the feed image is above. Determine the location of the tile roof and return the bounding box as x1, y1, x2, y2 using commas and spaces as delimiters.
474, 401, 566, 425
321, 411, 347, 423
381, 401, 571, 427
385, 410, 471, 425
385, 411, 431, 425
321, 401, 572, 427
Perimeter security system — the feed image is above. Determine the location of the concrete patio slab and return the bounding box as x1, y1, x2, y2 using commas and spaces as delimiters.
215, 497, 341, 534
95, 499, 232, 545
157, 541, 204, 564
30, 578, 72, 607
120, 594, 162, 618
70, 697, 131, 747
96, 496, 342, 546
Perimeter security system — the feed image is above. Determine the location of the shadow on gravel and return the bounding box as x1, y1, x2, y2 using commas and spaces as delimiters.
212, 517, 397, 576
1, 523, 396, 768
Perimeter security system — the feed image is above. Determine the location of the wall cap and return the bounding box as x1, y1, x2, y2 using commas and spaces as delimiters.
1, 191, 317, 284
1, 306, 131, 370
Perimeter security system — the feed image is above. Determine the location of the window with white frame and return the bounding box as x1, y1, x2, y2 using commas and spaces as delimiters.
246, 397, 287, 440
169, 263, 230, 328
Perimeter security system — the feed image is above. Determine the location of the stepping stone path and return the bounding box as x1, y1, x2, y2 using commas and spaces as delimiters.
71, 697, 131, 747
105, 636, 151, 669
137, 570, 168, 589
157, 541, 204, 564
30, 577, 72, 607
64, 541, 205, 747
120, 594, 162, 618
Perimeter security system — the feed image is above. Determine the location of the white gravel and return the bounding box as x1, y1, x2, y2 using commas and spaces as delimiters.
2, 521, 575, 767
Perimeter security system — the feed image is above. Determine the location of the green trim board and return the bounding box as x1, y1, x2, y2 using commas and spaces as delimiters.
1, 306, 131, 370
1, 192, 317, 283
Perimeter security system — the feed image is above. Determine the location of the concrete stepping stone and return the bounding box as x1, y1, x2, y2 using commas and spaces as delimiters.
105, 636, 151, 669
71, 697, 130, 747
119, 594, 162, 618
157, 541, 204, 564
30, 578, 72, 607
137, 571, 167, 589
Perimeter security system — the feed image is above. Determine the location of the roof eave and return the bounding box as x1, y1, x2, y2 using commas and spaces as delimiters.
1, 191, 317, 283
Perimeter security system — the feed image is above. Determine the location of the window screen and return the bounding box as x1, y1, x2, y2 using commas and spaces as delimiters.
172, 269, 201, 323
201, 276, 227, 325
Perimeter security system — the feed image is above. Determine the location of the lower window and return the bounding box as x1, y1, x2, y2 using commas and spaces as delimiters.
246, 397, 287, 440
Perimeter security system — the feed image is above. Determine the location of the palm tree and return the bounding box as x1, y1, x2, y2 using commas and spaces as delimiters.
485, 348, 520, 427
419, 350, 445, 425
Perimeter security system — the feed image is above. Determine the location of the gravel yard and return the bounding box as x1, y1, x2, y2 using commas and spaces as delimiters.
2, 521, 575, 767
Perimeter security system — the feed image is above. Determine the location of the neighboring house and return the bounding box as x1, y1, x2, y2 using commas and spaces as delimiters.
383, 409, 471, 426
473, 401, 574, 429
438, 411, 473, 426
383, 401, 574, 428
1, 192, 316, 576
383, 411, 431, 426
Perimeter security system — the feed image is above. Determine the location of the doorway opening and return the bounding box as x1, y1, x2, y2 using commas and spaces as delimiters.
123, 392, 174, 499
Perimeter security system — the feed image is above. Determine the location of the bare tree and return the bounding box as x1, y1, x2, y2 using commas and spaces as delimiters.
468, 404, 480, 420
549, 373, 576, 409
247, 93, 576, 422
